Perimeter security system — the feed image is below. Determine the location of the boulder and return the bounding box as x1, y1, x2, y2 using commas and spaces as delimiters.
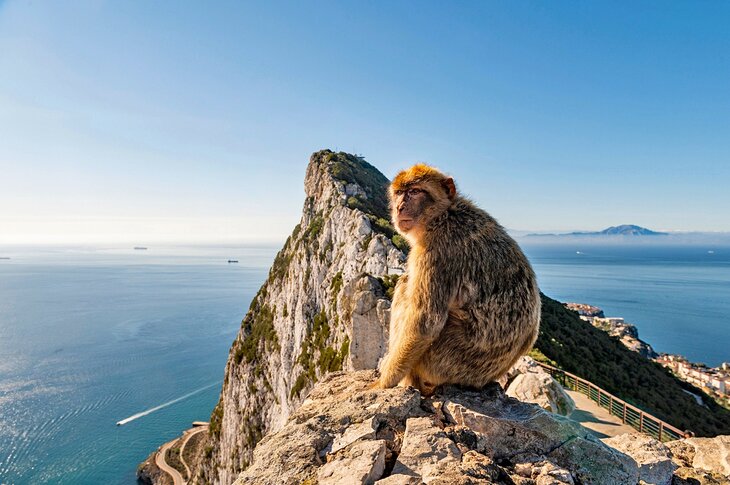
318, 439, 387, 485
603, 433, 677, 485
504, 357, 576, 416
667, 436, 730, 482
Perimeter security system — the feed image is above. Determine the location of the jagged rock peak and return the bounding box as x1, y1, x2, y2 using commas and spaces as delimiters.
305, 150, 389, 214
193, 150, 407, 485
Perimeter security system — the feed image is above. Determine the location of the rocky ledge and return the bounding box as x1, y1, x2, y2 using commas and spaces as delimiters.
233, 370, 639, 485
232, 370, 730, 485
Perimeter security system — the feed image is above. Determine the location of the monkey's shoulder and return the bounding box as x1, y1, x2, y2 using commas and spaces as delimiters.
431, 197, 507, 243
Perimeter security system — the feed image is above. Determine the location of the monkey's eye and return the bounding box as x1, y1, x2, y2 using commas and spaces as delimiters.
407, 188, 424, 196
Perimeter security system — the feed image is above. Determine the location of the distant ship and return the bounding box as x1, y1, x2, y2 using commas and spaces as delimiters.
0, 257, 10, 260
133, 247, 148, 250
227, 260, 239, 263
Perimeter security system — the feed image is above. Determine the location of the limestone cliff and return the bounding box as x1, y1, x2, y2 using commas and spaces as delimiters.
195, 150, 407, 484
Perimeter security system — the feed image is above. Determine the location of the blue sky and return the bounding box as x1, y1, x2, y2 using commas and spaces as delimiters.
1, 1, 728, 243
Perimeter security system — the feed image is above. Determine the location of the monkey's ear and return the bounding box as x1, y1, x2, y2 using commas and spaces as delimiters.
442, 177, 456, 200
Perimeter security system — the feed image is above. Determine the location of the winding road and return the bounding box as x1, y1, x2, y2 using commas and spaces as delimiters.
156, 424, 209, 485
156, 439, 184, 485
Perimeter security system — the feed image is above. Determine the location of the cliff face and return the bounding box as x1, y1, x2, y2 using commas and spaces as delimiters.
196, 151, 406, 484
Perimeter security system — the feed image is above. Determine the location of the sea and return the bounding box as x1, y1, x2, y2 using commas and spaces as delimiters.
0, 241, 728, 484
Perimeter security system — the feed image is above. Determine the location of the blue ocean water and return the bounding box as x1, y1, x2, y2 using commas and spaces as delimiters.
522, 242, 730, 368
0, 245, 278, 485
0, 241, 728, 484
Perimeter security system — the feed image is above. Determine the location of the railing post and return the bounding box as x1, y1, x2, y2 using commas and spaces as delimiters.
597, 388, 602, 407
659, 421, 664, 442
623, 403, 627, 423
640, 413, 644, 433
609, 395, 613, 416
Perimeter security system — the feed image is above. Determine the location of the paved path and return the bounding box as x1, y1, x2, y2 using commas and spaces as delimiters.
156, 439, 185, 485
179, 426, 208, 480
566, 390, 636, 439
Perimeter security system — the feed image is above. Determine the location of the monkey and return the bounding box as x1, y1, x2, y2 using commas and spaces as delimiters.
371, 164, 541, 396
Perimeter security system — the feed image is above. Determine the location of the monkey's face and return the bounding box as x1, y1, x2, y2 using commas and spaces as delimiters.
392, 185, 433, 233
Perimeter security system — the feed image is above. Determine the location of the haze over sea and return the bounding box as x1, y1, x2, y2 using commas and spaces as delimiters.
0, 241, 728, 484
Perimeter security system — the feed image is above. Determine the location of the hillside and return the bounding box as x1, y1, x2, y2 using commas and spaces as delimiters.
153, 150, 729, 484
537, 295, 730, 436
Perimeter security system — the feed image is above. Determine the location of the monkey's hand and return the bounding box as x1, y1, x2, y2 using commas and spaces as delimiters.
368, 379, 385, 391
367, 370, 385, 391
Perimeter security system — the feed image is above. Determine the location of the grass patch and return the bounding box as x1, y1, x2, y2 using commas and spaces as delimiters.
234, 303, 279, 365
378, 274, 400, 300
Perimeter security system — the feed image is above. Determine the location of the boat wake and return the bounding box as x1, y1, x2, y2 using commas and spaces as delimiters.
116, 381, 221, 426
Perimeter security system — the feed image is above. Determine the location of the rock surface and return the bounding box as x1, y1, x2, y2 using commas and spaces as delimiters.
504, 356, 576, 416
603, 433, 676, 485
666, 436, 730, 483
193, 151, 407, 484
588, 317, 657, 359
231, 370, 640, 485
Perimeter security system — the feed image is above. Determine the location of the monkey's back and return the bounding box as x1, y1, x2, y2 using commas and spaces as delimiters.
425, 196, 541, 382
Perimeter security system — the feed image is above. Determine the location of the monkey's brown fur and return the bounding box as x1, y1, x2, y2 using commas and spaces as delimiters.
373, 164, 541, 395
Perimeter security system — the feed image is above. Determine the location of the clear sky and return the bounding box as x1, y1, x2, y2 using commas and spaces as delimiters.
1, 1, 729, 244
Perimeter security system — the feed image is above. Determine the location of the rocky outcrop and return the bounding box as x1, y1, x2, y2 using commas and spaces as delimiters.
194, 151, 407, 484
603, 433, 677, 485
588, 317, 657, 359
503, 357, 576, 416
230, 371, 730, 484
666, 436, 730, 483
137, 452, 171, 485
232, 370, 639, 485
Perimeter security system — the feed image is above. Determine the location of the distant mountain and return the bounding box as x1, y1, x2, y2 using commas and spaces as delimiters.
528, 224, 668, 237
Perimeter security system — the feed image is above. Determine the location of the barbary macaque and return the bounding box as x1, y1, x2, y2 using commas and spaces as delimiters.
372, 164, 541, 395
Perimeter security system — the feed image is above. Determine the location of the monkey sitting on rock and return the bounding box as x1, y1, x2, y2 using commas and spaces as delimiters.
371, 164, 541, 396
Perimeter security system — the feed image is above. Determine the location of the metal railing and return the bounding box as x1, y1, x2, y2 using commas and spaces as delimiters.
536, 362, 687, 442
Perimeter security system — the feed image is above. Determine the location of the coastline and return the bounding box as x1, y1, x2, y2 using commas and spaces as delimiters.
565, 301, 730, 411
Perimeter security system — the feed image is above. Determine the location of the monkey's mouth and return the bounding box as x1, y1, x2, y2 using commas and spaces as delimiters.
397, 217, 415, 231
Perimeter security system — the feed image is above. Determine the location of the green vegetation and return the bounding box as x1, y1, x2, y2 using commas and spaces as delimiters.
166, 445, 187, 479
325, 151, 390, 215
536, 293, 730, 436
269, 249, 292, 282
319, 335, 350, 373
209, 401, 224, 439
330, 271, 343, 296
378, 274, 400, 300
290, 310, 348, 399
242, 416, 263, 448
203, 445, 214, 459
303, 213, 324, 242
391, 234, 409, 252
234, 303, 279, 365
528, 347, 557, 367
320, 150, 409, 253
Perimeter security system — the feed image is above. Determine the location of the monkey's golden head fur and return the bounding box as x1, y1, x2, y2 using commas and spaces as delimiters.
389, 164, 457, 243
390, 164, 452, 195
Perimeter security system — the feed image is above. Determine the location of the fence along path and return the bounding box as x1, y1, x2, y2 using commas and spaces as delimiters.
536, 362, 688, 442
